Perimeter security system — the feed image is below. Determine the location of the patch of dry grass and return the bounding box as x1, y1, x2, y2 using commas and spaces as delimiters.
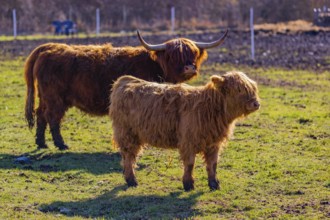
255, 19, 330, 33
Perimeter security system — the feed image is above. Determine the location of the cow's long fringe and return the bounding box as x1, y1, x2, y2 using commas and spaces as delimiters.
153, 39, 208, 80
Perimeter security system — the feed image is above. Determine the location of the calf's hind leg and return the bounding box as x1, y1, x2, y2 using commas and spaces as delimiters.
120, 144, 142, 187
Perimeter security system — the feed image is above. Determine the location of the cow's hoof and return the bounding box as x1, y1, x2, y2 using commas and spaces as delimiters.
208, 179, 220, 191
57, 144, 69, 151
37, 143, 48, 149
183, 181, 195, 191
126, 178, 138, 187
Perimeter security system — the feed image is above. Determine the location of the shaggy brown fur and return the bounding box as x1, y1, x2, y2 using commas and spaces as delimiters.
25, 38, 209, 150
109, 71, 260, 191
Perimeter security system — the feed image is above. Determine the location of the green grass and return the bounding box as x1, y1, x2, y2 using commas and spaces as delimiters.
0, 57, 329, 219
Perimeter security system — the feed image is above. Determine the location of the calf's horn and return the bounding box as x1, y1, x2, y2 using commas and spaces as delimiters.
137, 30, 167, 51
194, 29, 228, 49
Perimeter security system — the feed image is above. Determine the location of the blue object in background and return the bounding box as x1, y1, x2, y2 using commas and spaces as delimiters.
52, 20, 63, 35
52, 20, 77, 35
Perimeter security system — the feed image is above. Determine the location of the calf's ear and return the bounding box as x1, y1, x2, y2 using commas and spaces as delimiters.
211, 75, 225, 86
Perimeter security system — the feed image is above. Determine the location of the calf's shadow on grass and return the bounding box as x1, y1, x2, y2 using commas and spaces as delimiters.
39, 185, 202, 218
0, 151, 123, 175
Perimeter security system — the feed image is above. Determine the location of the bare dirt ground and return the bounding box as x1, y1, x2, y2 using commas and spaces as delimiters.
1, 20, 329, 71
208, 28, 330, 71
205, 20, 330, 71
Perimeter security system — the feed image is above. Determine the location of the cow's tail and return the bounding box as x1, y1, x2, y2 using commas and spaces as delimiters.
24, 49, 39, 129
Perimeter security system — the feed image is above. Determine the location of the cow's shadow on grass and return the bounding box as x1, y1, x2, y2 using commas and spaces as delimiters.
2, 151, 203, 218
0, 150, 122, 174
39, 185, 202, 218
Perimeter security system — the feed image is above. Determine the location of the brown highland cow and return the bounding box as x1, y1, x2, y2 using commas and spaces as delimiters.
24, 30, 228, 150
110, 71, 260, 191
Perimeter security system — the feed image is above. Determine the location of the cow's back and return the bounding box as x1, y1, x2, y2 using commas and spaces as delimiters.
32, 43, 117, 115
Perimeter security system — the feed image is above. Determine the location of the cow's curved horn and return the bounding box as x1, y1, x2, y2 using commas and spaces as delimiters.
137, 30, 166, 51
194, 29, 229, 49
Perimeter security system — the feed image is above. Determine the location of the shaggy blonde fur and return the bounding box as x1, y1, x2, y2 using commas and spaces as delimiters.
109, 71, 260, 190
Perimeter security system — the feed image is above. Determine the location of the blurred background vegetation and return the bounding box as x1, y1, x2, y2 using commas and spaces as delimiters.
0, 0, 328, 35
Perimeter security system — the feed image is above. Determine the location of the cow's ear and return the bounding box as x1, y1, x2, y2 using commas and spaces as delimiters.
211, 75, 225, 86
150, 51, 158, 61
197, 49, 208, 65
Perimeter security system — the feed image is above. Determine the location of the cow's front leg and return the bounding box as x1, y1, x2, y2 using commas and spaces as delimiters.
204, 148, 220, 190
181, 153, 196, 191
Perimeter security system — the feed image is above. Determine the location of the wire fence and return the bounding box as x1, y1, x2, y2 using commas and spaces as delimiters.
1, 1, 325, 37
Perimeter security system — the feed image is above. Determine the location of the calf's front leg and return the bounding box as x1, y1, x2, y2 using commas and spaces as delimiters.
181, 153, 196, 191
204, 148, 220, 190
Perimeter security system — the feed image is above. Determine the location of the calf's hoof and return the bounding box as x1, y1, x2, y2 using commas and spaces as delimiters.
126, 178, 138, 187
208, 179, 220, 191
183, 180, 195, 191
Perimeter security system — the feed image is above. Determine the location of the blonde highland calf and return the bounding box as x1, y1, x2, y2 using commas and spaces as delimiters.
110, 71, 260, 191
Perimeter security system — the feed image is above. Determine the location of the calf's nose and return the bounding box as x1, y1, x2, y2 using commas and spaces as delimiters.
254, 101, 260, 109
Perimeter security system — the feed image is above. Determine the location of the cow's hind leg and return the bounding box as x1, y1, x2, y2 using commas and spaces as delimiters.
50, 123, 68, 150
203, 148, 220, 190
44, 99, 69, 150
35, 106, 48, 149
181, 151, 196, 191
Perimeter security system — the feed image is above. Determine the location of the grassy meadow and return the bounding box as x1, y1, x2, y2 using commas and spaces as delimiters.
0, 57, 329, 219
